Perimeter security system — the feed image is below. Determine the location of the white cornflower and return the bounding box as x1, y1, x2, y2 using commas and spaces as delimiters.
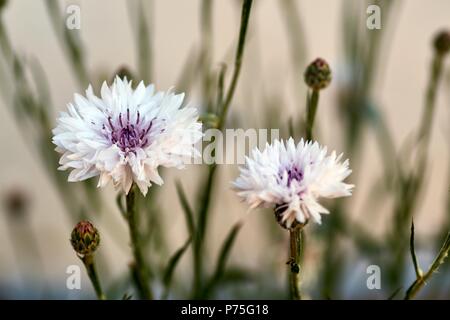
233, 138, 354, 228
52, 76, 202, 196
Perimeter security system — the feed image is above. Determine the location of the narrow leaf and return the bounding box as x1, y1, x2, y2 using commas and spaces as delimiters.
162, 237, 192, 299
409, 219, 422, 279
175, 180, 195, 235
116, 193, 126, 217
203, 220, 244, 297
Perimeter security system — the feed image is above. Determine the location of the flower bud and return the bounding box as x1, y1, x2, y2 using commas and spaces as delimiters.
112, 66, 135, 83
304, 58, 332, 91
2, 188, 29, 220
433, 30, 450, 55
199, 112, 220, 129
70, 220, 100, 255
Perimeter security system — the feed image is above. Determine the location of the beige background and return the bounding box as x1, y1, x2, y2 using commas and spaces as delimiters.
0, 0, 449, 297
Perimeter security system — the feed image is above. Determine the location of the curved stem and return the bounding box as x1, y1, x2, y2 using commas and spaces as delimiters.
126, 185, 153, 299
81, 254, 106, 300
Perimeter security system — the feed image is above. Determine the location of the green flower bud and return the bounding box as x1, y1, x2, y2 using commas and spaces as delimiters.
304, 58, 332, 91
199, 112, 219, 128
433, 30, 450, 55
70, 220, 100, 256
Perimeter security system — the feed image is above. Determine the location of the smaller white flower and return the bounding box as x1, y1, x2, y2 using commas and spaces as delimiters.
233, 138, 354, 228
52, 76, 203, 196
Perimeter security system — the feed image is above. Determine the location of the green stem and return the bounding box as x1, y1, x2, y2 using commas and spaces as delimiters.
45, 0, 89, 87
417, 54, 443, 146
388, 51, 446, 291
126, 185, 152, 299
405, 232, 450, 300
81, 254, 106, 300
193, 164, 218, 298
200, 0, 214, 111
306, 90, 319, 141
192, 0, 253, 298
217, 0, 253, 131
289, 228, 302, 300
136, 0, 153, 83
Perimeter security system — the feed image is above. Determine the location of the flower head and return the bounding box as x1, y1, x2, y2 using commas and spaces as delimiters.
233, 138, 354, 228
53, 77, 202, 195
304, 58, 332, 91
71, 220, 100, 255
433, 29, 450, 55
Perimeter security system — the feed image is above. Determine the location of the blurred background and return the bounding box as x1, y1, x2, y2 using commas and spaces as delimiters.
0, 0, 449, 299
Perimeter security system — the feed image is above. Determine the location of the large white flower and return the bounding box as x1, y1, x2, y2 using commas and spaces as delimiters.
233, 138, 354, 228
52, 76, 202, 196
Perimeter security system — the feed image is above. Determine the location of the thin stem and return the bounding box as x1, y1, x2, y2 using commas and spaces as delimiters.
136, 0, 153, 83
289, 228, 302, 300
279, 0, 307, 115
306, 90, 319, 141
417, 54, 443, 146
215, 63, 227, 115
126, 185, 152, 299
388, 51, 446, 291
192, 0, 253, 298
193, 164, 218, 298
45, 0, 89, 87
81, 254, 106, 300
217, 0, 253, 131
405, 232, 450, 300
200, 0, 214, 111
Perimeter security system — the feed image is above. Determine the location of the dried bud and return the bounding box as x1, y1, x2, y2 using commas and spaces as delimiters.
113, 66, 135, 82
433, 30, 450, 55
2, 189, 29, 220
304, 58, 332, 91
70, 220, 100, 255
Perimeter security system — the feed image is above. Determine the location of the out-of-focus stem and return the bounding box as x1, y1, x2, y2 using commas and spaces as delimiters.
200, 0, 214, 111
418, 54, 443, 145
279, 0, 307, 118
193, 163, 217, 297
45, 0, 88, 87
388, 50, 446, 290
81, 254, 106, 300
126, 185, 152, 300
135, 0, 153, 83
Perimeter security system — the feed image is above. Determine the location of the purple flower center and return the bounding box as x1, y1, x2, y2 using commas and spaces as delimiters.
280, 166, 303, 186
104, 109, 153, 153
